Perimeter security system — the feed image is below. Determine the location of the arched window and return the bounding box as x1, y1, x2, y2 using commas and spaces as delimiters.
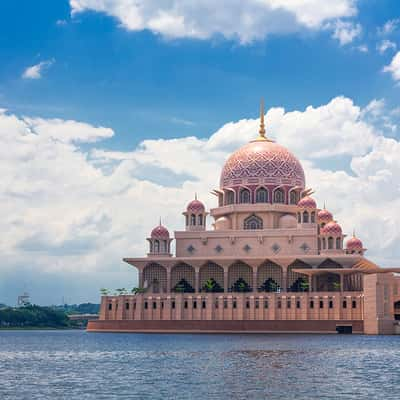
336, 237, 341, 249
297, 213, 301, 223
149, 241, 153, 252
290, 191, 298, 205
274, 188, 284, 204
190, 214, 196, 225
198, 214, 203, 226
226, 191, 234, 205
185, 215, 189, 226
239, 188, 250, 203
256, 187, 268, 203
311, 211, 316, 223
154, 240, 160, 253
322, 237, 326, 249
328, 237, 334, 249
303, 211, 309, 223
244, 214, 263, 230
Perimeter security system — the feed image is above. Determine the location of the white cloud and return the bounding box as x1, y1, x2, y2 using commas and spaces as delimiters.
330, 20, 361, 45
377, 40, 396, 54
2, 95, 400, 304
69, 0, 357, 43
378, 18, 400, 36
22, 59, 55, 80
383, 51, 400, 82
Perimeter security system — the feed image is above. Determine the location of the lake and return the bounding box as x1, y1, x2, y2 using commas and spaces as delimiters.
0, 330, 399, 399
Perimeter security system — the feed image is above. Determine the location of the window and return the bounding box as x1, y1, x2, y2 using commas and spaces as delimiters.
226, 191, 234, 205
154, 240, 160, 253
239, 188, 250, 203
319, 300, 324, 308
185, 215, 189, 226
303, 211, 309, 223
256, 187, 268, 203
290, 191, 298, 205
255, 300, 259, 309
296, 300, 301, 309
246, 301, 250, 309
144, 301, 148, 309
193, 301, 197, 309
125, 302, 130, 310
161, 301, 164, 309
264, 300, 269, 309
202, 300, 206, 309
310, 300, 314, 309
215, 301, 219, 309
287, 300, 291, 309
224, 300, 228, 309
244, 214, 263, 230
329, 300, 333, 309
190, 214, 196, 225
343, 300, 347, 308
184, 301, 188, 309
311, 212, 316, 223
322, 238, 326, 249
328, 237, 334, 249
108, 303, 112, 311
297, 213, 301, 223
277, 300, 282, 309
172, 301, 176, 309
133, 303, 136, 310
336, 237, 341, 249
198, 214, 203, 226
274, 188, 284, 204
233, 300, 237, 309
352, 300, 356, 309
152, 302, 157, 309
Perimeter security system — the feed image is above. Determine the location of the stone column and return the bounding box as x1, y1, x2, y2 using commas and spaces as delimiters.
195, 267, 200, 293
253, 268, 258, 292
166, 267, 171, 293
224, 269, 229, 293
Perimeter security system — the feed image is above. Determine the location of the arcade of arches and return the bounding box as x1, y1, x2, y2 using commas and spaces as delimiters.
141, 260, 363, 294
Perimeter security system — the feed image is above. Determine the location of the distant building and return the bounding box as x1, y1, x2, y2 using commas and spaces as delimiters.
17, 292, 30, 307
88, 102, 400, 334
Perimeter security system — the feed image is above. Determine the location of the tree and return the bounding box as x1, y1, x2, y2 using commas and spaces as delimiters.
202, 278, 223, 293
172, 279, 195, 293
100, 288, 109, 296
231, 278, 251, 293
131, 287, 146, 294
259, 278, 280, 293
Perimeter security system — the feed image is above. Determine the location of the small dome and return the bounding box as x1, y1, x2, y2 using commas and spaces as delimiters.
298, 196, 316, 209
187, 198, 205, 213
321, 221, 342, 236
279, 214, 297, 229
151, 224, 170, 239
346, 236, 363, 252
318, 209, 333, 223
215, 216, 231, 230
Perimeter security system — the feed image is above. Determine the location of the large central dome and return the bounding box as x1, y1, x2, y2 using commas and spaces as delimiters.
220, 139, 305, 189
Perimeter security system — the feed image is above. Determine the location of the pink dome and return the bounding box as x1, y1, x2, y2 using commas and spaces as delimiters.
321, 221, 342, 236
318, 209, 333, 223
187, 199, 205, 213
298, 196, 316, 209
346, 236, 363, 252
150, 224, 170, 239
220, 140, 305, 190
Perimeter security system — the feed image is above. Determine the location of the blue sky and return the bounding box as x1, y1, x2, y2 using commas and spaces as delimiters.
1, 0, 400, 305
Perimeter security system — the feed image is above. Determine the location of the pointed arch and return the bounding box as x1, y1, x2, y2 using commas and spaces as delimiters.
143, 263, 167, 293
255, 187, 268, 203
287, 260, 312, 292
318, 258, 343, 269
199, 261, 224, 292
244, 214, 263, 230
171, 263, 195, 293
257, 260, 283, 292
228, 261, 253, 292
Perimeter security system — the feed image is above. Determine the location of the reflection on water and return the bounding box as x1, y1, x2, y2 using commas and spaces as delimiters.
0, 331, 399, 400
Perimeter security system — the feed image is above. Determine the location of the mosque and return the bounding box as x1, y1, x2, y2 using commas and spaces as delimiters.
88, 102, 400, 334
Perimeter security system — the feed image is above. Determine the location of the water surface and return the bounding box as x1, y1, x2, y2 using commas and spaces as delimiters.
0, 330, 399, 399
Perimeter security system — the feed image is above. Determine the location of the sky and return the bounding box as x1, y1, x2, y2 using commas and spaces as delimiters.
1, 0, 400, 305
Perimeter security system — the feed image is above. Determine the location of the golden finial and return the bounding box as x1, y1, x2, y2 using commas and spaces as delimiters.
259, 98, 266, 138
353, 228, 356, 237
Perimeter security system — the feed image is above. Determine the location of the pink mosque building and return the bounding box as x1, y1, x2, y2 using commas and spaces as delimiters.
88, 103, 400, 334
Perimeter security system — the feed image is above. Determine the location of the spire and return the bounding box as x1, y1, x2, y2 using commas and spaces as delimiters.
323, 201, 326, 209
258, 98, 266, 139
159, 217, 162, 226
353, 228, 356, 237
195, 192, 197, 200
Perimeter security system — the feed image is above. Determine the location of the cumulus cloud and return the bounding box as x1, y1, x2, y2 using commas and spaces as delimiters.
2, 96, 400, 304
22, 59, 55, 80
69, 0, 357, 43
383, 51, 400, 82
378, 18, 400, 36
